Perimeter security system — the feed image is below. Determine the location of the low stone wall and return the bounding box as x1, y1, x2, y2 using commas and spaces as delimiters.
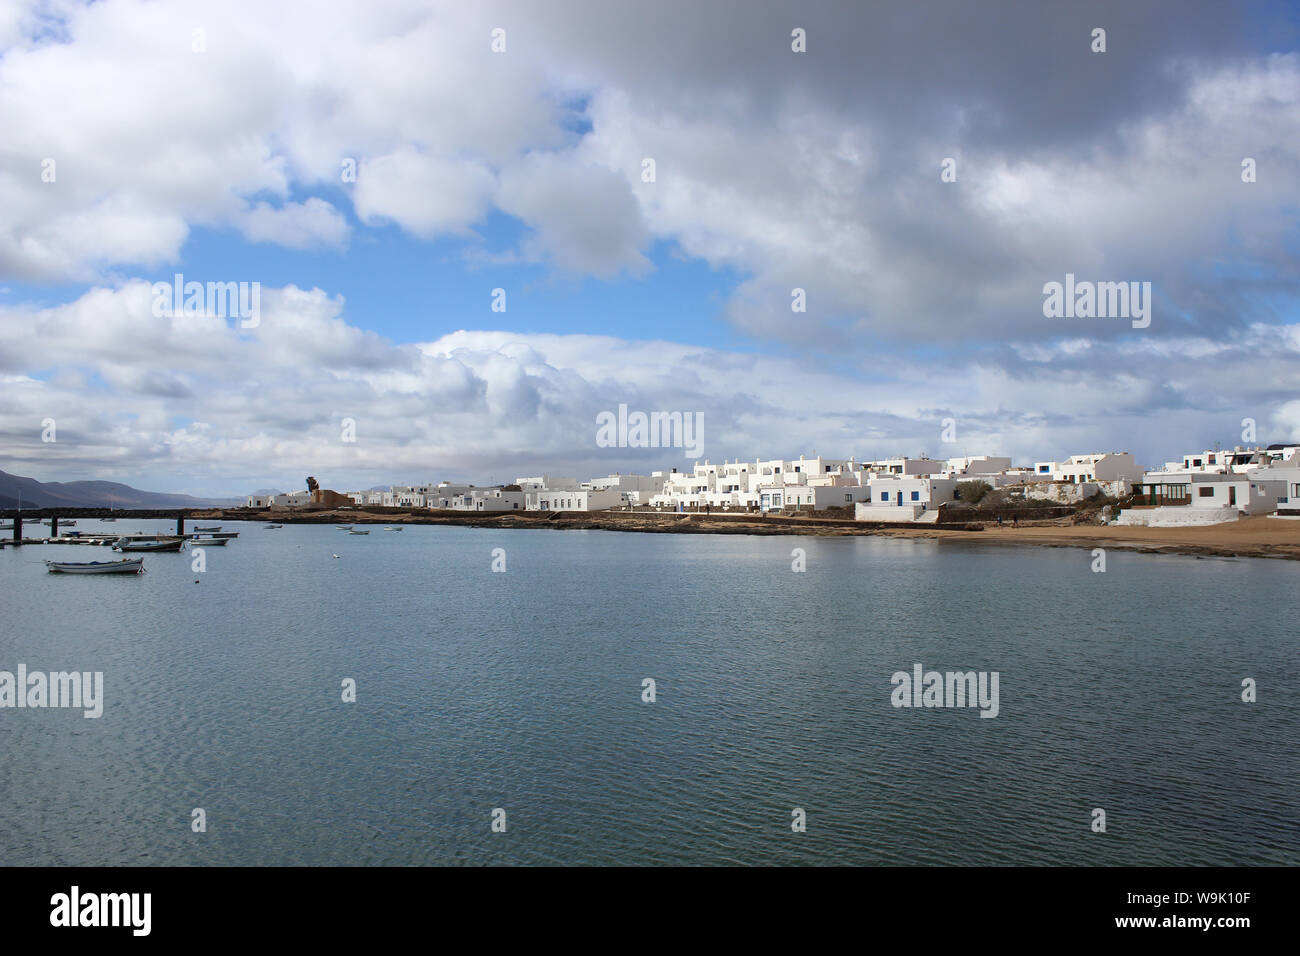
854, 504, 931, 523
1115, 505, 1239, 527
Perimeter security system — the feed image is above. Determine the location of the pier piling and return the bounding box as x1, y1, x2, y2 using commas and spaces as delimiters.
177, 514, 185, 536
50, 515, 58, 537
12, 516, 20, 544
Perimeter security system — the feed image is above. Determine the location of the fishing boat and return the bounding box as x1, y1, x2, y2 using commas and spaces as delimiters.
265, 524, 283, 529
46, 557, 144, 574
193, 525, 221, 532
335, 525, 353, 530
348, 529, 370, 535
383, 526, 403, 532
209, 531, 240, 539
113, 536, 186, 553
189, 537, 229, 546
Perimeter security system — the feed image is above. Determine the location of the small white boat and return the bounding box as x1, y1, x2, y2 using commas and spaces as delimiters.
189, 537, 229, 546
383, 526, 403, 532
348, 529, 370, 535
46, 557, 144, 574
43, 519, 77, 527
101, 516, 117, 522
335, 525, 353, 530
193, 525, 221, 532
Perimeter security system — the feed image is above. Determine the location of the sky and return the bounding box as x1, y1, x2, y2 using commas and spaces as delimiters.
1, 0, 1299, 497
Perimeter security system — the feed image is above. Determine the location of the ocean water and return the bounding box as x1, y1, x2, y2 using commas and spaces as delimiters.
0, 519, 1296, 866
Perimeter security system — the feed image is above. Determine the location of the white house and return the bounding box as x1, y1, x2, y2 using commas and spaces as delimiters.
854, 476, 959, 521
584, 473, 666, 499
270, 491, 311, 509
1119, 473, 1285, 526
758, 484, 871, 512
946, 456, 1013, 476
447, 488, 526, 511
1263, 466, 1300, 514
515, 475, 581, 493
527, 488, 622, 512
1031, 452, 1140, 483
869, 456, 946, 476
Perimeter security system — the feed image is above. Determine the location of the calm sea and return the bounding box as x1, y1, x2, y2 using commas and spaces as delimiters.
1, 519, 1296, 865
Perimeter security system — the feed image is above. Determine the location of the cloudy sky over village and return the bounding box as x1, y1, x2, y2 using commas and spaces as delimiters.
1, 0, 1298, 496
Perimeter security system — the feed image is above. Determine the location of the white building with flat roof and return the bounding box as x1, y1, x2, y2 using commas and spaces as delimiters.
527, 488, 622, 512
1120, 472, 1286, 526
946, 456, 1013, 476
1034, 452, 1141, 483
515, 475, 581, 492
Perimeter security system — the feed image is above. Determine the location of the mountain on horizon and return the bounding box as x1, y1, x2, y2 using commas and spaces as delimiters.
0, 468, 241, 510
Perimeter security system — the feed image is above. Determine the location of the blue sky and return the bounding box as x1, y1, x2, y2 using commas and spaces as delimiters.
2, 0, 1299, 497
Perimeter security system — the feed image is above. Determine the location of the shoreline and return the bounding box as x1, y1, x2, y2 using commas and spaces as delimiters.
7, 505, 1298, 561
176, 508, 1300, 562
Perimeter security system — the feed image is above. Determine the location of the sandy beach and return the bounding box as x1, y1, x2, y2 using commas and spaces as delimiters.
893, 516, 1300, 561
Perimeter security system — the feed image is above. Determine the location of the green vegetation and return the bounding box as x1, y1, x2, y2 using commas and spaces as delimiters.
955, 480, 993, 504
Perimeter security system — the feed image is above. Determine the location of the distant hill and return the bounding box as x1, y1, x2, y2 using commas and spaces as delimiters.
0, 468, 240, 509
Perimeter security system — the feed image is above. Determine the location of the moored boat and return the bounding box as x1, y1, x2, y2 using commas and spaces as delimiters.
265, 524, 283, 529
46, 557, 144, 574
189, 537, 229, 546
348, 529, 370, 535
193, 525, 221, 532
383, 526, 403, 531
335, 525, 353, 530
113, 536, 187, 553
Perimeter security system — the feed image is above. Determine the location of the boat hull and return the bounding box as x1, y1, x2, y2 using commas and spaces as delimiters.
114, 537, 186, 552
47, 558, 144, 574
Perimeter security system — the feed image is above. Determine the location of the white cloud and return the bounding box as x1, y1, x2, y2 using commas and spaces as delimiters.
238, 198, 349, 249
353, 148, 495, 238
495, 151, 651, 277
4, 282, 1300, 494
